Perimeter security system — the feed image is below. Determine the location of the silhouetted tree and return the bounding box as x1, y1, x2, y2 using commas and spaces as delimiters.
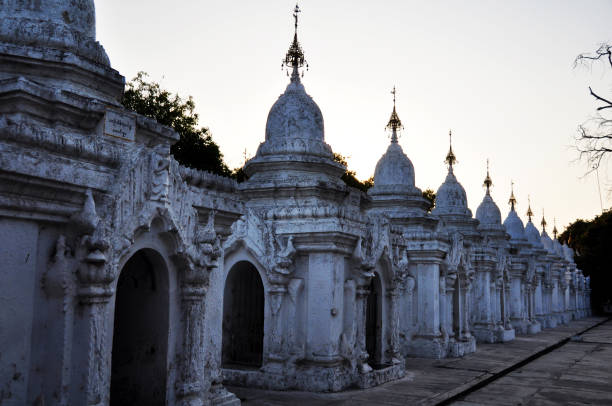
559, 209, 612, 314
574, 44, 612, 172
422, 189, 436, 213
122, 72, 231, 176
333, 153, 373, 192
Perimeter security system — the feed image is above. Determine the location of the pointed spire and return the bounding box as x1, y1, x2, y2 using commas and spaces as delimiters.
526, 195, 534, 222
553, 218, 558, 239
508, 180, 517, 211
445, 130, 457, 172
282, 3, 308, 81
386, 86, 403, 143
483, 159, 493, 194
541, 209, 547, 232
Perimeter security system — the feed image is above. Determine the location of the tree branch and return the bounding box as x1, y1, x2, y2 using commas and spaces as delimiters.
589, 87, 612, 110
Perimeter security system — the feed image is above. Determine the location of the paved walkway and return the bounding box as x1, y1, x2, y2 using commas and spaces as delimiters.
452, 319, 612, 405
227, 317, 609, 405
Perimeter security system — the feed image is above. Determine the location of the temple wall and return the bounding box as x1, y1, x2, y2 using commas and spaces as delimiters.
0, 219, 38, 405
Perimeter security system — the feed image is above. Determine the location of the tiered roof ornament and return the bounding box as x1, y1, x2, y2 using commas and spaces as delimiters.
445, 130, 457, 172
483, 159, 493, 194
282, 4, 308, 81
553, 219, 558, 240
541, 211, 547, 232
508, 181, 517, 211
526, 196, 534, 221
386, 87, 403, 143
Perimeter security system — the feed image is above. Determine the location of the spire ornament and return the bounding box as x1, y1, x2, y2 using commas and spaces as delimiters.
483, 159, 493, 194
282, 3, 308, 81
445, 130, 457, 172
526, 196, 534, 222
508, 180, 517, 211
541, 210, 547, 232
386, 86, 403, 143
553, 218, 558, 239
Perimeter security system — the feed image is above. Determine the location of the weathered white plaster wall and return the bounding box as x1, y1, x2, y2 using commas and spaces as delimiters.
0, 219, 38, 405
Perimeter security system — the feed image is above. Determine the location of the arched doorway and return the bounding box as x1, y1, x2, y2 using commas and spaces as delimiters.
222, 261, 265, 368
366, 274, 383, 368
110, 249, 169, 406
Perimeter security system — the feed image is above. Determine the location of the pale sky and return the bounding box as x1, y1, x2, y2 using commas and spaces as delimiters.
96, 0, 611, 233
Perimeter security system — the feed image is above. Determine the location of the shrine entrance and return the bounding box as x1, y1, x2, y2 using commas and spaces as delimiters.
110, 249, 169, 406
222, 261, 265, 368
365, 274, 383, 367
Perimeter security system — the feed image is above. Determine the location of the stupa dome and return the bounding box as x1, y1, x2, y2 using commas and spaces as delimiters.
434, 171, 471, 216
541, 230, 554, 253
433, 133, 471, 217
256, 76, 333, 160
244, 5, 342, 182
475, 163, 502, 230
0, 0, 109, 65
563, 243, 575, 262
476, 193, 502, 229
265, 80, 324, 143
370, 98, 420, 197
503, 208, 527, 242
525, 220, 543, 248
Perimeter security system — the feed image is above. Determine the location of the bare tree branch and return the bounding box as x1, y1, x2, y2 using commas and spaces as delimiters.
574, 43, 612, 172
589, 87, 612, 110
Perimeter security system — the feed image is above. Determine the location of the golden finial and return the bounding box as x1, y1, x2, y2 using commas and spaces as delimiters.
445, 130, 457, 171
386, 86, 403, 143
508, 180, 517, 210
541, 209, 547, 232
553, 218, 558, 239
526, 195, 534, 222
483, 159, 493, 194
282, 3, 308, 80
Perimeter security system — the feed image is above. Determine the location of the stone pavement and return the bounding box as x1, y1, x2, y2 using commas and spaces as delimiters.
227, 317, 609, 405
452, 319, 612, 405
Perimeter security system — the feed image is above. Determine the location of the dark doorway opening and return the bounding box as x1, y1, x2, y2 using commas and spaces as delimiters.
366, 273, 383, 368
110, 249, 169, 406
222, 261, 265, 368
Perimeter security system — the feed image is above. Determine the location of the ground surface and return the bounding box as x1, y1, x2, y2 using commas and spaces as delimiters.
452, 320, 612, 406
227, 317, 611, 405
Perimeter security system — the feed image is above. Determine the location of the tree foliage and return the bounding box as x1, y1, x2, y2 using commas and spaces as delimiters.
574, 44, 612, 172
559, 209, 612, 314
422, 189, 436, 213
333, 153, 374, 192
122, 72, 231, 176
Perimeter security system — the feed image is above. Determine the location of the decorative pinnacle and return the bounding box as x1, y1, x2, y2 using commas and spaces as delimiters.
508, 180, 517, 211
483, 159, 493, 194
386, 86, 403, 143
445, 130, 457, 172
526, 195, 534, 222
282, 3, 308, 81
553, 218, 558, 239
541, 210, 547, 232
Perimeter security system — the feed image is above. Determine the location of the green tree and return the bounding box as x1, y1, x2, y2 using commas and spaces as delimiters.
422, 189, 436, 213
333, 153, 373, 192
559, 209, 612, 314
122, 72, 231, 176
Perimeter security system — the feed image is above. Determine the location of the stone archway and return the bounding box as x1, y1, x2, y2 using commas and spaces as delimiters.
366, 273, 383, 367
222, 261, 265, 368
110, 249, 169, 406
